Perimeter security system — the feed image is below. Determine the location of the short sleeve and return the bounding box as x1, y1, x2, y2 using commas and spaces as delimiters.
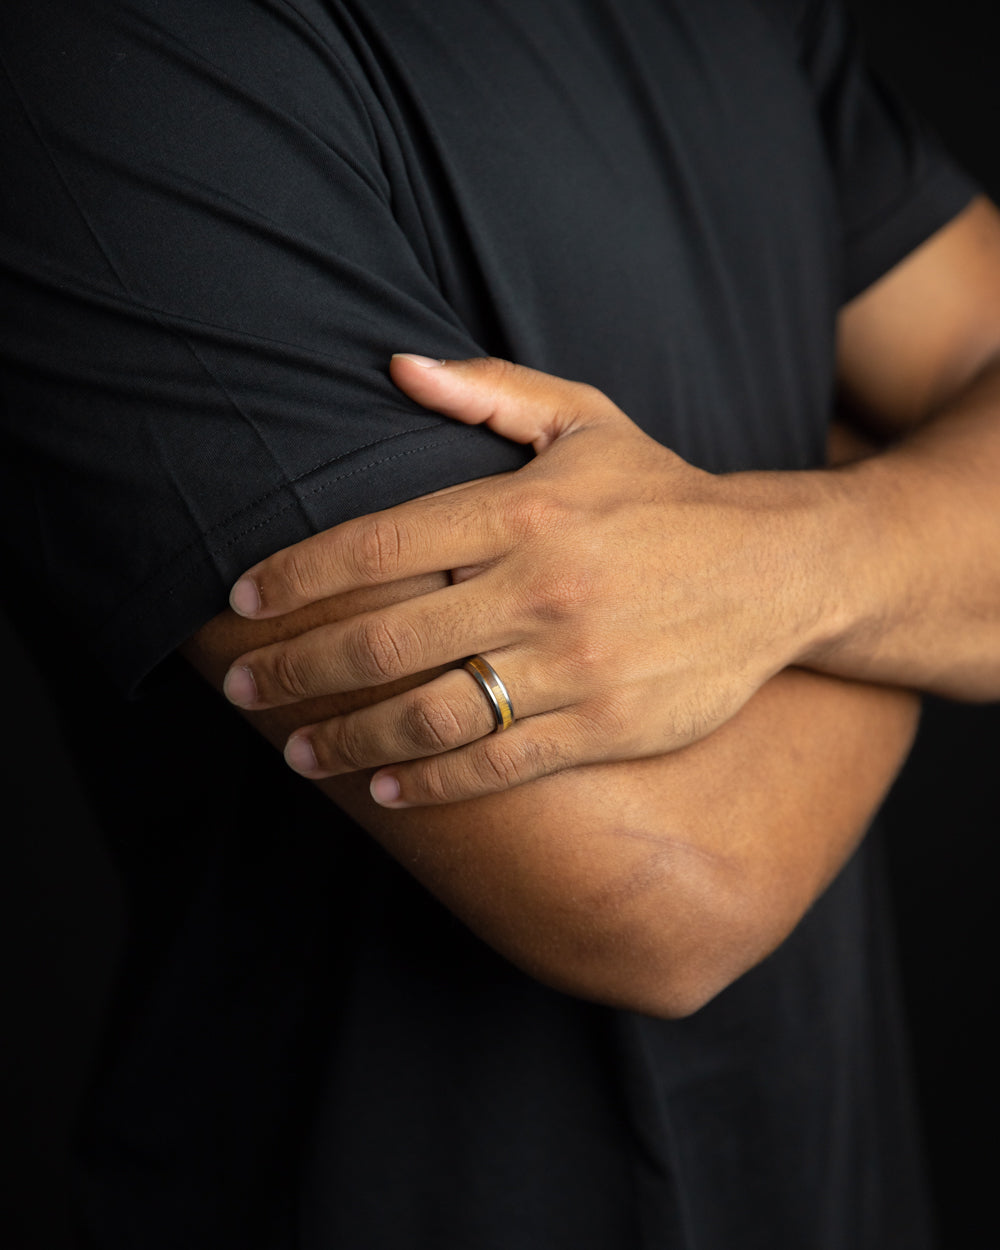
0, 0, 529, 695
792, 0, 979, 301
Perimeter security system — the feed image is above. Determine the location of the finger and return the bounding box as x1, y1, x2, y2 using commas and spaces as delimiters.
284, 657, 539, 778
230, 478, 507, 619
366, 706, 611, 807
223, 575, 521, 708
231, 356, 629, 619
390, 354, 621, 452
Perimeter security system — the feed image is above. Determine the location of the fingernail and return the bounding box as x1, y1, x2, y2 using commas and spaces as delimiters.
284, 734, 318, 775
223, 664, 258, 708
370, 771, 407, 807
230, 576, 261, 617
392, 353, 446, 368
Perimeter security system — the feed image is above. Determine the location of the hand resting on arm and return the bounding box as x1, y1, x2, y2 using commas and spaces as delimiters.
184, 493, 919, 1020
184, 199, 1000, 1017
221, 197, 1000, 808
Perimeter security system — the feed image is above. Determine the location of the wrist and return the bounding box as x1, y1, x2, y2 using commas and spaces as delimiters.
787, 452, 922, 676
717, 466, 868, 674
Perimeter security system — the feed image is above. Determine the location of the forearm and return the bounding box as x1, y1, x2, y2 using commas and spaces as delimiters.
783, 357, 1000, 698
330, 670, 918, 1017
185, 587, 918, 1017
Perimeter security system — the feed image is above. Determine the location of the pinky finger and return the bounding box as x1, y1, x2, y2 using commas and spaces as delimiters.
368, 708, 604, 807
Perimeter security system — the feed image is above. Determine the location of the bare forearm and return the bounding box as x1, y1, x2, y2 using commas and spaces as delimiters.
784, 357, 1000, 698
185, 591, 918, 1017
325, 669, 917, 1016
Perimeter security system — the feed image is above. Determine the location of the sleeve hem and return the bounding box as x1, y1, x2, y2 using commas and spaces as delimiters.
841, 161, 979, 304
102, 422, 531, 697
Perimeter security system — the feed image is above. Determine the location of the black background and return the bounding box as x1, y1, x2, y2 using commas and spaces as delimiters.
2, 3, 997, 1246
843, 3, 999, 1245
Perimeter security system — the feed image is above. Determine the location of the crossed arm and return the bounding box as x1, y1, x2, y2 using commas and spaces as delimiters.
185, 583, 919, 1018
184, 196, 1000, 1017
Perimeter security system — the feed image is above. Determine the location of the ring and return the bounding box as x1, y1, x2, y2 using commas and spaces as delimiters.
463, 655, 515, 733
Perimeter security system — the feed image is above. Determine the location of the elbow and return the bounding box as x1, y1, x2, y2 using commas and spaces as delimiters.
525, 925, 757, 1021
590, 929, 764, 1021
636, 958, 750, 1020
601, 969, 737, 1022
514, 851, 776, 1020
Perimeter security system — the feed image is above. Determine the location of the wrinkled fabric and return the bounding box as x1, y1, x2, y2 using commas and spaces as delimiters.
0, 2, 974, 1246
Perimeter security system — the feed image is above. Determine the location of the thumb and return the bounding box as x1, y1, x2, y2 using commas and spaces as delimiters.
389, 354, 617, 452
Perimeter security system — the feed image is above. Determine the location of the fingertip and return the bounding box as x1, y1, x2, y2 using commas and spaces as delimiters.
391, 352, 447, 369
223, 664, 258, 709
390, 352, 506, 428
285, 733, 321, 777
370, 771, 410, 808
229, 575, 261, 618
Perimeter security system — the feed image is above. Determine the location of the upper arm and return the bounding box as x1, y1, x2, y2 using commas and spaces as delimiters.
0, 2, 528, 694
836, 196, 1000, 435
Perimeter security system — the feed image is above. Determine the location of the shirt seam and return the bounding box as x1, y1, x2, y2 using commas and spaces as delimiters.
108, 429, 461, 626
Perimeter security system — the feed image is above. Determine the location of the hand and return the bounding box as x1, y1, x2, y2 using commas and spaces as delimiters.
223, 355, 834, 805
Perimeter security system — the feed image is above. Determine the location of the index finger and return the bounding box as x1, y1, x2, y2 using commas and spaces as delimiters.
229, 475, 508, 618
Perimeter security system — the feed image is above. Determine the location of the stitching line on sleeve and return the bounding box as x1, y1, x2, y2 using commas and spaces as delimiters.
115, 432, 472, 631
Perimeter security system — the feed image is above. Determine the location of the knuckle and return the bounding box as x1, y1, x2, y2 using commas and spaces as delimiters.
527, 568, 595, 622
270, 646, 313, 701
407, 732, 544, 803
475, 357, 527, 425
586, 693, 639, 752
562, 381, 616, 426
570, 380, 609, 409
475, 738, 529, 790
477, 355, 519, 387
403, 692, 465, 753
555, 629, 617, 692
281, 548, 322, 604
351, 616, 417, 684
352, 516, 408, 584
410, 757, 456, 806
324, 719, 370, 772
508, 490, 559, 540
493, 355, 527, 391
567, 633, 607, 676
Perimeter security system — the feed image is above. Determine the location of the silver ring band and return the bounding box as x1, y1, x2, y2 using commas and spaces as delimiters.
463, 655, 515, 732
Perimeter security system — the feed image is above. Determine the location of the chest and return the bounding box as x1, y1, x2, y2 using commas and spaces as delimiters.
350, 0, 841, 469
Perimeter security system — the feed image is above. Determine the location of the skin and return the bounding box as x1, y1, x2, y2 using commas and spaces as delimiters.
184, 195, 1000, 1016
185, 600, 918, 1018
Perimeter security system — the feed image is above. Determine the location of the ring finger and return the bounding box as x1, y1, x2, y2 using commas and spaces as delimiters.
283, 652, 535, 778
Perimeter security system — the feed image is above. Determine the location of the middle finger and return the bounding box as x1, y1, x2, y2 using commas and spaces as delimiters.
223, 575, 523, 709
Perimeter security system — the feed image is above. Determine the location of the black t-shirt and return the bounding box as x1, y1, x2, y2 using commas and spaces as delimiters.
0, 1, 976, 1247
